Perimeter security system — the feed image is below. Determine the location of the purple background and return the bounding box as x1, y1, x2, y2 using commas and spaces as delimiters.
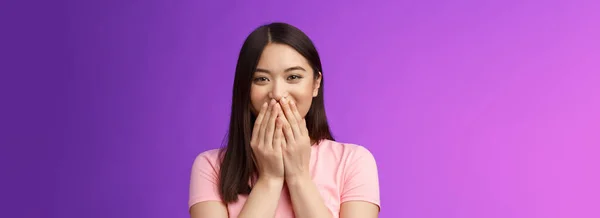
2, 0, 599, 217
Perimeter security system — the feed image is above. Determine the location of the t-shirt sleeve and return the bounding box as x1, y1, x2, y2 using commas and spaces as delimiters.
188, 150, 222, 209
340, 145, 381, 209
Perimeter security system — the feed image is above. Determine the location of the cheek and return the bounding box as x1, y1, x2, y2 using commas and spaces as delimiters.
292, 93, 315, 118
298, 102, 312, 118
250, 87, 267, 114
291, 83, 318, 116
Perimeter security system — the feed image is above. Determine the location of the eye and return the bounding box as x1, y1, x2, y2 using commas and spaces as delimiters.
288, 75, 302, 80
253, 77, 269, 83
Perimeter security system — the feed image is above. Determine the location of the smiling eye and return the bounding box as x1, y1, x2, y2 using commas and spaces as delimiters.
253, 77, 268, 82
288, 75, 302, 80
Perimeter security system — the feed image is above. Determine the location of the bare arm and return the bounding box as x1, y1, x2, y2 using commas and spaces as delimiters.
190, 201, 228, 218
286, 175, 333, 218
237, 177, 284, 218
189, 178, 284, 218
340, 201, 379, 218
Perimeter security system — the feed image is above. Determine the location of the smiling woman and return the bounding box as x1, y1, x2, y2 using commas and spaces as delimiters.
188, 22, 381, 218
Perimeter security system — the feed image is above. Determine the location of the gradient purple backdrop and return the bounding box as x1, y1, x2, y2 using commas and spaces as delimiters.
2, 0, 600, 217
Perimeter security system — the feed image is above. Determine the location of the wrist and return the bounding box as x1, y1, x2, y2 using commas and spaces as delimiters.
257, 176, 284, 187
285, 173, 312, 187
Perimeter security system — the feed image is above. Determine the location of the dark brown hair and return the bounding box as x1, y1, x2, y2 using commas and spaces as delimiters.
217, 22, 335, 203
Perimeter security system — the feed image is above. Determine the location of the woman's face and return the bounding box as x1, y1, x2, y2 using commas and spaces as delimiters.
250, 43, 321, 118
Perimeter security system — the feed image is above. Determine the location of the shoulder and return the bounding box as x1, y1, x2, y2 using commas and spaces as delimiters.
191, 148, 223, 171
315, 139, 377, 162
188, 148, 225, 208
317, 140, 381, 207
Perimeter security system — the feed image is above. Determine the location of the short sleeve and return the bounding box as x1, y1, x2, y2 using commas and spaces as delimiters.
340, 145, 381, 209
188, 150, 222, 209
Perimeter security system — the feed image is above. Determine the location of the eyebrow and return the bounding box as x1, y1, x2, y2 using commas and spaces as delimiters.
255, 66, 306, 73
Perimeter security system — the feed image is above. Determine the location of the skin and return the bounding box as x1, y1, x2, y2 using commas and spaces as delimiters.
190, 43, 379, 218
249, 43, 321, 117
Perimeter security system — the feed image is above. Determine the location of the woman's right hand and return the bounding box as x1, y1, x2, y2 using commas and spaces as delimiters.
250, 99, 285, 181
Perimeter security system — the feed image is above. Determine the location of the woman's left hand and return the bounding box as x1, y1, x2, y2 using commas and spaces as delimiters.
277, 96, 312, 181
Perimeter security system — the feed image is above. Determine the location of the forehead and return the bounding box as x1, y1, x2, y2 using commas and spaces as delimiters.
256, 43, 310, 71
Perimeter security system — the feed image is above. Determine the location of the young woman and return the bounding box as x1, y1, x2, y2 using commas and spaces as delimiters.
189, 22, 380, 218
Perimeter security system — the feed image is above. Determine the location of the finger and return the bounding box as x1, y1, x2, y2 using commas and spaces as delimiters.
276, 104, 294, 144
280, 96, 302, 139
273, 119, 283, 151
250, 102, 268, 146
258, 100, 274, 146
264, 102, 279, 149
289, 100, 303, 122
281, 126, 287, 150
289, 100, 308, 135
279, 116, 296, 146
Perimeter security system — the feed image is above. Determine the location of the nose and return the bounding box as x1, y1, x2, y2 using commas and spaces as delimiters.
268, 80, 287, 102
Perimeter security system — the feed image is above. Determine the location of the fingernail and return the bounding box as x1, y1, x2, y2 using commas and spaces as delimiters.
270, 99, 276, 105
262, 102, 268, 108
281, 96, 288, 104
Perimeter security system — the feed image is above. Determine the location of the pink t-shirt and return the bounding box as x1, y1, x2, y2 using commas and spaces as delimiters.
188, 139, 381, 217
